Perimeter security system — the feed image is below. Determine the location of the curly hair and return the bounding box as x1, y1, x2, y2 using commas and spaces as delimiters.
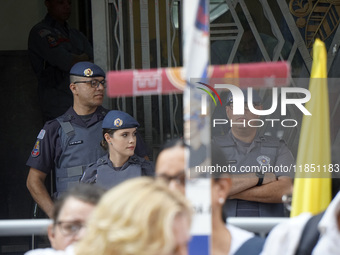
74, 177, 192, 255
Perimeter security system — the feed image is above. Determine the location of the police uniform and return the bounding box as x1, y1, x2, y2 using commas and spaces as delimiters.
80, 110, 154, 190
28, 14, 93, 120
214, 130, 295, 217
27, 106, 106, 198
213, 90, 295, 217
26, 63, 147, 198
80, 154, 154, 190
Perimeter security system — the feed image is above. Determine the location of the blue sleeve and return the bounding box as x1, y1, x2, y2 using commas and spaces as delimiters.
26, 120, 61, 174
28, 25, 73, 71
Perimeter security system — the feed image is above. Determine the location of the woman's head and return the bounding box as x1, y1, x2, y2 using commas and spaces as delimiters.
48, 184, 105, 250
75, 177, 192, 255
101, 110, 139, 157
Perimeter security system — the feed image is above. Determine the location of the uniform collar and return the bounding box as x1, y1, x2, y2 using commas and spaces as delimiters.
60, 106, 107, 127
228, 129, 260, 145
106, 154, 142, 171
229, 130, 259, 153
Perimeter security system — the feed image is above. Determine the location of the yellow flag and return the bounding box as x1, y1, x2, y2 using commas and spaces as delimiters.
290, 39, 332, 217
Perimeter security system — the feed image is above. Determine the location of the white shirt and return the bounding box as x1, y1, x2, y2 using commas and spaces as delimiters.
262, 191, 340, 255
25, 245, 74, 255
228, 224, 255, 255
312, 191, 340, 255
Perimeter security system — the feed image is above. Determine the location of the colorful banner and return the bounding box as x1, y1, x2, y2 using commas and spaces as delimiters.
106, 62, 290, 97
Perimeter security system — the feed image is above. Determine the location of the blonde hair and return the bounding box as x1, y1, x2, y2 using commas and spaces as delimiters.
74, 177, 192, 255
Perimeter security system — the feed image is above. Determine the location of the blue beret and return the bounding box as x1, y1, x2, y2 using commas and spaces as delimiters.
226, 89, 262, 105
102, 110, 140, 129
70, 61, 105, 78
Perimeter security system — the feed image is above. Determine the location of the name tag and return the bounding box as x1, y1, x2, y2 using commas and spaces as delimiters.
69, 140, 83, 146
227, 160, 237, 164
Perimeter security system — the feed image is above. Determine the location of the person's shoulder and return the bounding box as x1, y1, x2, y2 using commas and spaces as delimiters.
29, 17, 52, 35
42, 118, 62, 133
96, 154, 110, 166
257, 134, 288, 147
259, 135, 291, 149
56, 107, 80, 123
137, 155, 155, 176
227, 224, 254, 254
24, 247, 69, 255
96, 106, 109, 117
261, 213, 312, 255
131, 155, 154, 168
130, 154, 147, 164
212, 132, 233, 146
258, 134, 280, 142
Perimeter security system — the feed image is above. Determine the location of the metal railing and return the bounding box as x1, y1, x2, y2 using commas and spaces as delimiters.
0, 218, 287, 237
0, 219, 52, 236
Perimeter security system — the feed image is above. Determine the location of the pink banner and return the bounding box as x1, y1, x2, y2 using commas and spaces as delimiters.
106, 61, 290, 97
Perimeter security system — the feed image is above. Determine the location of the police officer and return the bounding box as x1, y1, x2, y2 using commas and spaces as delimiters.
28, 0, 93, 122
213, 90, 294, 217
80, 111, 154, 189
26, 62, 148, 218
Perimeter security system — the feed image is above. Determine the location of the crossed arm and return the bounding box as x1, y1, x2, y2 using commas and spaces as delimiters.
228, 173, 293, 203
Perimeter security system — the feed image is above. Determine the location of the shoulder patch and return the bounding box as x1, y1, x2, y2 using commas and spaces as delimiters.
47, 35, 59, 47
38, 29, 51, 38
31, 140, 41, 158
257, 155, 270, 165
37, 129, 46, 139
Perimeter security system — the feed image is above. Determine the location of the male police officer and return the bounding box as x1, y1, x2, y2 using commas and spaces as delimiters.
28, 0, 93, 122
213, 90, 294, 217
26, 62, 147, 218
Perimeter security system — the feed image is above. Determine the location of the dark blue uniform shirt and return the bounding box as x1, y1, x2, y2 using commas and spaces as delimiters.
28, 14, 94, 120
26, 106, 147, 176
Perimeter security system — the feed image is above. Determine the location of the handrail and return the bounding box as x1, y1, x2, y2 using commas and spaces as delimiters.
227, 217, 288, 234
0, 219, 52, 236
0, 218, 288, 237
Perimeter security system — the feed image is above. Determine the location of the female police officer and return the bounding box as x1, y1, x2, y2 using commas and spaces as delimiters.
80, 110, 154, 189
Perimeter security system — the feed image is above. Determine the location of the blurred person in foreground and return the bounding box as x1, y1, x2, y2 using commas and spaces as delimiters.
26, 177, 192, 255
156, 139, 265, 255
25, 184, 105, 252
262, 190, 340, 255
48, 184, 105, 250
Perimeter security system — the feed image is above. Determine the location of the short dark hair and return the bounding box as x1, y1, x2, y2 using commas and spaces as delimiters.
159, 138, 186, 151
53, 184, 106, 223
